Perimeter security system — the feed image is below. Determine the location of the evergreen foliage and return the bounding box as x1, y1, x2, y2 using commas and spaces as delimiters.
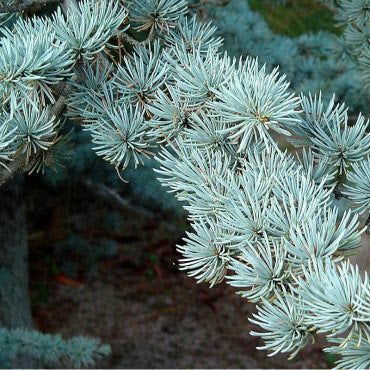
208, 0, 369, 114
0, 327, 110, 368
0, 0, 369, 368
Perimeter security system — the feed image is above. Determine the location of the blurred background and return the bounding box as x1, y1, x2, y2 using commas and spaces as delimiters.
23, 0, 368, 368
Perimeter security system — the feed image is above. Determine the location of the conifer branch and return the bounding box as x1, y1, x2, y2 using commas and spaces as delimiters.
0, 327, 111, 368
0, 0, 369, 368
0, 0, 61, 13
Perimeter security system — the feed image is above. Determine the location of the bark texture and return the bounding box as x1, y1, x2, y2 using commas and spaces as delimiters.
0, 175, 33, 368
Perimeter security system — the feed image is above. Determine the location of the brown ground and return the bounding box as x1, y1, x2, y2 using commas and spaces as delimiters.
29, 193, 333, 370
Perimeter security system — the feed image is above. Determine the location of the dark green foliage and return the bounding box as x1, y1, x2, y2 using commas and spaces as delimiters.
209, 0, 368, 114
53, 233, 119, 279
248, 0, 340, 36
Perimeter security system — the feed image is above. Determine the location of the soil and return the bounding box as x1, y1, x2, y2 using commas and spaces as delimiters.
28, 191, 332, 370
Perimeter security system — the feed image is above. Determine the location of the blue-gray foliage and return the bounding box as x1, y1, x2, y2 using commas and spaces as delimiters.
0, 0, 369, 368
0, 327, 110, 368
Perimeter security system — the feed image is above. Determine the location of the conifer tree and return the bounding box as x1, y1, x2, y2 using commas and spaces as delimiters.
0, 0, 369, 368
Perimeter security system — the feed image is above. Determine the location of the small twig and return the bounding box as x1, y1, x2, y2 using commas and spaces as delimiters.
0, 140, 46, 185
83, 179, 185, 236
104, 46, 119, 68
50, 60, 84, 118
120, 32, 154, 47
116, 31, 123, 65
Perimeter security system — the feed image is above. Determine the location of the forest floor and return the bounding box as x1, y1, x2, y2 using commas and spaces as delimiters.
28, 190, 334, 370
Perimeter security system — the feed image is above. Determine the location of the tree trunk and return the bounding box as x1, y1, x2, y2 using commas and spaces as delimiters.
0, 175, 33, 368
